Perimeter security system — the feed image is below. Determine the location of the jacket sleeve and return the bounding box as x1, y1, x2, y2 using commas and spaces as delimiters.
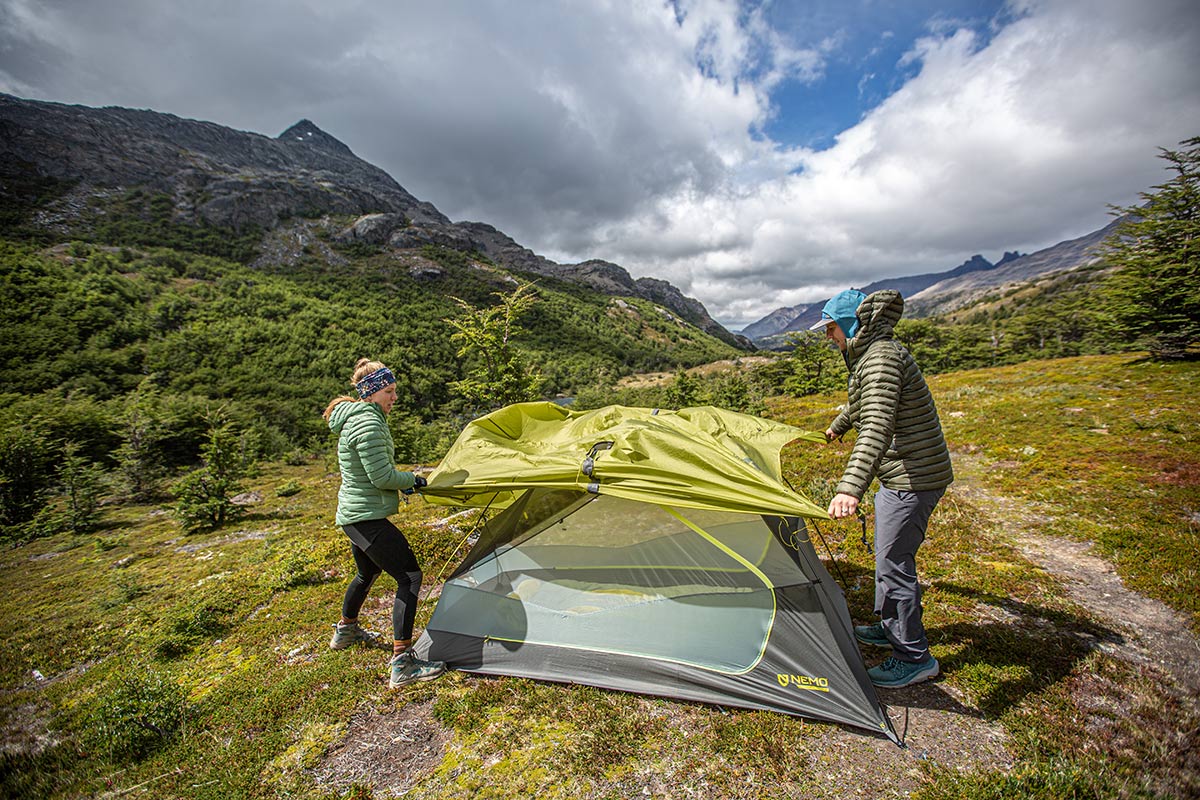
835, 347, 901, 499
350, 417, 417, 492
829, 408, 853, 438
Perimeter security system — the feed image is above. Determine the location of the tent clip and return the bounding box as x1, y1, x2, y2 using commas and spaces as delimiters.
581, 441, 614, 478
858, 512, 871, 554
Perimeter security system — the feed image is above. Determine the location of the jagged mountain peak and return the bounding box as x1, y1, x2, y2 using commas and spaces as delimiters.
277, 119, 354, 156
741, 234, 1102, 344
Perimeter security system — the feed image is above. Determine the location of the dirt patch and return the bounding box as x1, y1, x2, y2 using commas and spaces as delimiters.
615, 356, 773, 389
311, 700, 450, 797
953, 457, 1200, 699
172, 529, 273, 553
1152, 461, 1200, 487
803, 686, 1013, 798
0, 702, 59, 758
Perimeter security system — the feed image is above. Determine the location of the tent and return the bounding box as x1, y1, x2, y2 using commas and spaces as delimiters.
417, 402, 899, 743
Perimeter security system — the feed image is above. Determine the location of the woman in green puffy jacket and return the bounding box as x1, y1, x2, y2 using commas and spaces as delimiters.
323, 358, 445, 688
813, 289, 953, 690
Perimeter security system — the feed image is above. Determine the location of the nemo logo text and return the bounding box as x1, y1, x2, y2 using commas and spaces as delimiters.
776, 673, 830, 692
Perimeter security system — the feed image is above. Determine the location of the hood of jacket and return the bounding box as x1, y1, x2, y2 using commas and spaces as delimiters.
845, 289, 904, 363
327, 399, 381, 436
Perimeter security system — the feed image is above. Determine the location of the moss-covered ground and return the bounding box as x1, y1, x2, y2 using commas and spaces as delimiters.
2, 353, 1197, 798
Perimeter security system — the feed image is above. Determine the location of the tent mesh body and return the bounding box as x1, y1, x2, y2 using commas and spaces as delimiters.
416, 488, 897, 743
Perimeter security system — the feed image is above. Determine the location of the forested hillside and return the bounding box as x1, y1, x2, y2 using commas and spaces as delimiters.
0, 92, 760, 538
0, 236, 737, 430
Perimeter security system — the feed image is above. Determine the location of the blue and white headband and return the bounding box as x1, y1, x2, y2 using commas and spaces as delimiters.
355, 367, 396, 399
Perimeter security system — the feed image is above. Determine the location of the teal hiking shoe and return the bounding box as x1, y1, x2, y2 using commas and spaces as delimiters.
868, 656, 939, 688
389, 651, 446, 689
329, 622, 381, 650
854, 622, 891, 649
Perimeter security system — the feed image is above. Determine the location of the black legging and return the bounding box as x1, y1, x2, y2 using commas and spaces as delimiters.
340, 518, 422, 642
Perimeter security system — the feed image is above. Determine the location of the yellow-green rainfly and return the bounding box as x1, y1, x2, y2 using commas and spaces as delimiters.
422, 402, 829, 520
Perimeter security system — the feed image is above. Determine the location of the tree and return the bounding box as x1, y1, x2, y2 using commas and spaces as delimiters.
59, 442, 107, 534
171, 411, 250, 532
114, 391, 168, 500
1099, 136, 1200, 360
777, 331, 844, 395
663, 370, 701, 408
445, 281, 543, 410
705, 371, 764, 415
0, 425, 54, 529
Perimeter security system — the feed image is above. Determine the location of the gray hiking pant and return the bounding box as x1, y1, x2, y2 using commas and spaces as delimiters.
874, 486, 945, 663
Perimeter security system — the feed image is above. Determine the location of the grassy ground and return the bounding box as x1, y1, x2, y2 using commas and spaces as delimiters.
1, 353, 1197, 798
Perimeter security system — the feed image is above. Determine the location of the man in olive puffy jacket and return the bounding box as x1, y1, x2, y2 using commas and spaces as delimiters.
812, 288, 953, 688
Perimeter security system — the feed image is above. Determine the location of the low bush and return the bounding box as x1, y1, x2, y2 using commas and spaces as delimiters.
151, 587, 240, 659
88, 667, 188, 762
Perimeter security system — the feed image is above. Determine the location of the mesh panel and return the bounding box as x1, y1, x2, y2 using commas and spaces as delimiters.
434, 494, 812, 673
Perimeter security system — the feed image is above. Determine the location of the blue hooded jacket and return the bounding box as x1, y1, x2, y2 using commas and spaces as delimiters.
820, 289, 867, 339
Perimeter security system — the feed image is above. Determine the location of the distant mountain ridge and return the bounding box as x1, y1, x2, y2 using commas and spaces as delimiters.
904, 218, 1123, 316
0, 93, 746, 348
740, 252, 1012, 341
742, 218, 1121, 344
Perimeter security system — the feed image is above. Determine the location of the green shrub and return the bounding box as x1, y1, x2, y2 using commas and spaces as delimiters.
388, 411, 459, 464
113, 393, 170, 500
275, 480, 302, 497
101, 570, 148, 609
152, 587, 239, 658
283, 448, 312, 467
171, 467, 246, 532
94, 534, 127, 552
263, 547, 324, 592
0, 426, 55, 527
171, 415, 251, 532
89, 668, 187, 762
59, 442, 107, 534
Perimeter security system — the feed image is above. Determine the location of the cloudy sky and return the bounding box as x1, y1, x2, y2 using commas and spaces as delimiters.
2, 0, 1198, 328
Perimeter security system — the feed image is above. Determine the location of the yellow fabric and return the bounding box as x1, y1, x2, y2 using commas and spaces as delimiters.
422, 402, 828, 519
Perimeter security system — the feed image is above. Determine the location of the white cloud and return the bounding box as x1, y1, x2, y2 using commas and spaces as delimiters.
585, 0, 1200, 325
1, 0, 1197, 328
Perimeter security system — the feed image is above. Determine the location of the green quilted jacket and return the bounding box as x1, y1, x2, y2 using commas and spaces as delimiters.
829, 290, 954, 499
328, 400, 417, 527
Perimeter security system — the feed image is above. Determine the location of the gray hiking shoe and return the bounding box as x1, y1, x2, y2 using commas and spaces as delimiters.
329, 622, 380, 650
868, 656, 940, 688
854, 622, 890, 649
389, 651, 446, 688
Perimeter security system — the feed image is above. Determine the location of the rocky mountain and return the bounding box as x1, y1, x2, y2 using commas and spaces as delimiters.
742, 217, 1121, 345
742, 252, 1007, 343
0, 93, 746, 349
904, 218, 1123, 316
738, 302, 819, 340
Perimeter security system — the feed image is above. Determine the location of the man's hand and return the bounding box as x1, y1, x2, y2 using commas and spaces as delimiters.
824, 427, 837, 442
827, 492, 859, 519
